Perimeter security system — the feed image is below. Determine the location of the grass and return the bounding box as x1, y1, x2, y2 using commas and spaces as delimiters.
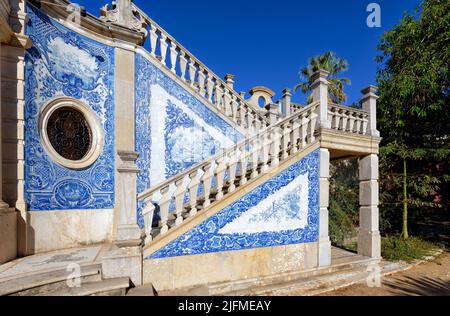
381, 235, 438, 262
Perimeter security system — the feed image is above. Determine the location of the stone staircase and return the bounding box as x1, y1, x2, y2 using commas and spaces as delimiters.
156, 248, 402, 296
0, 245, 132, 296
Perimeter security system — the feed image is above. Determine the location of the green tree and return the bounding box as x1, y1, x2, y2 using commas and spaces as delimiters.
376, 0, 450, 240
295, 51, 351, 104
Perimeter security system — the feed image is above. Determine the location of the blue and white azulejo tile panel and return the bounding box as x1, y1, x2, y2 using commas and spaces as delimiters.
146, 149, 320, 259
24, 4, 115, 211
135, 53, 244, 227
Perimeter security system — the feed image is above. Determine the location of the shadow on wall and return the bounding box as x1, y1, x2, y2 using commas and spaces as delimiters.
385, 275, 450, 296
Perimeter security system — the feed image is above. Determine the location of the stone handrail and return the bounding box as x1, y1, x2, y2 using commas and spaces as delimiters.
328, 103, 369, 135
132, 5, 270, 133
138, 102, 320, 244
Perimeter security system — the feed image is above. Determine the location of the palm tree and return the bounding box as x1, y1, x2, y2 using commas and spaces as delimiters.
295, 51, 351, 104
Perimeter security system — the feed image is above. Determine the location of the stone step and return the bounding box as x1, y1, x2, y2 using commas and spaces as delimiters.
39, 277, 131, 296
206, 256, 377, 296
0, 263, 102, 296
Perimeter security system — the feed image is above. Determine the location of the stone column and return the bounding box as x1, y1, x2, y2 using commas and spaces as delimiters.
311, 69, 331, 129
358, 154, 381, 258
361, 85, 380, 137
282, 88, 292, 117
318, 148, 331, 266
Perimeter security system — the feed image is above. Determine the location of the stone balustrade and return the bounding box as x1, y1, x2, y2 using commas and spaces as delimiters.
132, 6, 269, 133
328, 104, 369, 135
138, 102, 321, 244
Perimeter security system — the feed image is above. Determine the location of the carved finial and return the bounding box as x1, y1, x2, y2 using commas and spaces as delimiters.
100, 0, 148, 36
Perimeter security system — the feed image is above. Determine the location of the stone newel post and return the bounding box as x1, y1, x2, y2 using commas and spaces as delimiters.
116, 150, 141, 247
265, 103, 281, 125
282, 88, 292, 117
224, 74, 235, 90
102, 151, 143, 286
361, 85, 380, 137
311, 69, 331, 129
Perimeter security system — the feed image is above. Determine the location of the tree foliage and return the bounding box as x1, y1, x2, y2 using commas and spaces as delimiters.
376, 0, 450, 237
295, 51, 351, 104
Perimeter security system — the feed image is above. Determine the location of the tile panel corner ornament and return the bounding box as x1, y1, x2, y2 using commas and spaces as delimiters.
135, 54, 244, 226
24, 5, 115, 211
146, 149, 320, 259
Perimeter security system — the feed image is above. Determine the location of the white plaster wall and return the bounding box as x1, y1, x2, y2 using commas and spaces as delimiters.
28, 209, 114, 253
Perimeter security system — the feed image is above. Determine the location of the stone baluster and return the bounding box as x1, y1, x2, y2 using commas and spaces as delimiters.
227, 149, 238, 193
231, 95, 239, 121
188, 58, 197, 89
309, 108, 318, 143
198, 67, 206, 96
270, 126, 281, 167
361, 86, 380, 137
281, 123, 291, 160
311, 69, 331, 129
223, 89, 232, 117
290, 117, 301, 154
142, 199, 155, 244
115, 151, 141, 247
348, 112, 356, 133
169, 41, 178, 74
206, 73, 214, 103
158, 185, 172, 235
361, 115, 369, 135
355, 113, 362, 135
300, 113, 308, 148
149, 24, 158, 57
238, 143, 248, 186
260, 132, 271, 173
179, 51, 187, 81
214, 155, 227, 200
188, 170, 200, 217
214, 83, 224, 110
200, 163, 214, 208
173, 179, 186, 226
159, 33, 168, 67
239, 103, 246, 128
341, 110, 349, 132
250, 138, 260, 179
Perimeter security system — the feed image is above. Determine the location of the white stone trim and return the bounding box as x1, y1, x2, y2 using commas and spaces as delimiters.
38, 97, 104, 170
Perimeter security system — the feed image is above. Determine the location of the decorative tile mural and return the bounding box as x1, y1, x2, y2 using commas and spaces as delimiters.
146, 149, 320, 259
135, 54, 244, 193
135, 54, 244, 226
24, 5, 115, 211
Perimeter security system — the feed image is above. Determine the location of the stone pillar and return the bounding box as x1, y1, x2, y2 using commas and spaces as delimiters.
361, 85, 380, 137
102, 150, 143, 286
318, 148, 331, 266
281, 88, 292, 117
224, 74, 235, 90
1, 0, 31, 257
265, 103, 280, 125
115, 151, 141, 247
358, 154, 381, 258
311, 69, 331, 129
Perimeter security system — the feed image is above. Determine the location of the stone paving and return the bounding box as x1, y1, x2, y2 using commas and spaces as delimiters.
0, 245, 105, 281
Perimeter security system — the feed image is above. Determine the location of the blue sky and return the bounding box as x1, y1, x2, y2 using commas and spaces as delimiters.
74, 0, 422, 105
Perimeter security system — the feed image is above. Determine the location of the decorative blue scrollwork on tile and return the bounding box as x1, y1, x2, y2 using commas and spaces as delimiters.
24, 4, 115, 211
